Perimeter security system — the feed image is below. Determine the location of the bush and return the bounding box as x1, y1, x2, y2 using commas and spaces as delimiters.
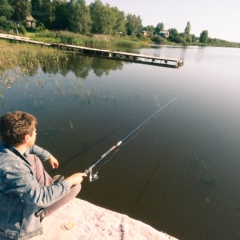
152, 36, 166, 44
170, 35, 186, 45
18, 25, 27, 35
0, 16, 16, 32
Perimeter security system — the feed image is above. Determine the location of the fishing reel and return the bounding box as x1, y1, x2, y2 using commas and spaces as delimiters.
88, 169, 99, 182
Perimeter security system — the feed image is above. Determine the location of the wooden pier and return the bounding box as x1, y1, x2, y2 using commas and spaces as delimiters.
0, 33, 184, 68
53, 43, 184, 68
0, 33, 51, 46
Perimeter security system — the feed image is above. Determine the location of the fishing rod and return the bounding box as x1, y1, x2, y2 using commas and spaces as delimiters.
84, 96, 179, 182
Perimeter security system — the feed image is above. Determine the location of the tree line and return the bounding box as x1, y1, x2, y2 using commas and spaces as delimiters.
0, 0, 235, 46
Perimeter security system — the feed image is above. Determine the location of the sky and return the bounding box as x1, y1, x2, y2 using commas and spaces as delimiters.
85, 0, 240, 43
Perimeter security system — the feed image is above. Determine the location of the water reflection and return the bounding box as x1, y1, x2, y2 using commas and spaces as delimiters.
58, 55, 124, 78
0, 54, 124, 83
0, 55, 124, 109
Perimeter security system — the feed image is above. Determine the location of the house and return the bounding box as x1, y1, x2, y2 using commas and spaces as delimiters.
142, 30, 148, 36
159, 30, 169, 38
26, 15, 37, 28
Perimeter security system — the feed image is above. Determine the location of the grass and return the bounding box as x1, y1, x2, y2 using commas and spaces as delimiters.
0, 39, 118, 105
0, 40, 68, 93
0, 40, 67, 73
29, 30, 150, 49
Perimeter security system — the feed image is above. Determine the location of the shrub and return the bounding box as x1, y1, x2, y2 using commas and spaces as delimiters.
152, 36, 166, 44
18, 25, 27, 35
0, 16, 16, 32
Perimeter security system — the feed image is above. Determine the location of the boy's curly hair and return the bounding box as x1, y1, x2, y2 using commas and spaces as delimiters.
0, 111, 37, 146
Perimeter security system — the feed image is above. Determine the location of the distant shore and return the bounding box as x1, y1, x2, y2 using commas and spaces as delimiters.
27, 31, 240, 49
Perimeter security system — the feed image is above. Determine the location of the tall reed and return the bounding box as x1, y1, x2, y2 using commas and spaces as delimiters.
32, 30, 147, 49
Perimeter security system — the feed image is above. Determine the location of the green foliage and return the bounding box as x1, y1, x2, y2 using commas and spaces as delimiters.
125, 13, 142, 36
31, 0, 42, 11
89, 0, 112, 34
173, 35, 186, 45
169, 28, 178, 37
0, 0, 14, 19
30, 30, 147, 49
41, 0, 55, 29
152, 35, 166, 44
191, 34, 196, 42
35, 23, 45, 32
52, 1, 69, 30
168, 28, 178, 42
19, 24, 27, 34
0, 40, 68, 79
144, 25, 155, 33
184, 21, 191, 34
9, 0, 31, 22
0, 16, 17, 31
155, 22, 164, 35
110, 7, 126, 34
89, 0, 125, 35
200, 30, 208, 43
68, 0, 92, 34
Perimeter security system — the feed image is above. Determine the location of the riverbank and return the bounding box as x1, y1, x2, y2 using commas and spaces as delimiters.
29, 31, 150, 50
32, 198, 178, 240
27, 30, 240, 49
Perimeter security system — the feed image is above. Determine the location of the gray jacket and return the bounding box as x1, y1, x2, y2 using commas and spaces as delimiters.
0, 143, 71, 240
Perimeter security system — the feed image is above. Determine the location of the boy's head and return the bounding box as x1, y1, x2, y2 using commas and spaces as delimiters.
0, 111, 37, 146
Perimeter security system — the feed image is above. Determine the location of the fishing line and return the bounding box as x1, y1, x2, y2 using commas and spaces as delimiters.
49, 123, 128, 174
85, 96, 179, 182
129, 138, 173, 214
120, 115, 157, 146
93, 124, 149, 178
93, 148, 120, 180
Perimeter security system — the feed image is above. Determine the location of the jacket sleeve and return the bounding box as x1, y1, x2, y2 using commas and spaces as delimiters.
1, 158, 71, 208
25, 145, 51, 161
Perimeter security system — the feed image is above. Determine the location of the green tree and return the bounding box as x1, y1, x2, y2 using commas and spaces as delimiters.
180, 32, 192, 43
31, 0, 55, 28
169, 28, 178, 36
31, 0, 43, 12
125, 13, 142, 36
191, 34, 196, 42
143, 25, 155, 38
110, 7, 126, 34
31, 0, 46, 28
200, 30, 208, 43
40, 0, 54, 28
184, 21, 191, 34
9, 0, 31, 22
155, 22, 164, 35
168, 28, 178, 42
0, 0, 13, 19
144, 25, 155, 32
168, 28, 187, 44
53, 0, 69, 30
90, 1, 126, 35
90, 0, 113, 34
152, 35, 166, 44
68, 0, 92, 34
185, 34, 192, 43
0, 16, 16, 31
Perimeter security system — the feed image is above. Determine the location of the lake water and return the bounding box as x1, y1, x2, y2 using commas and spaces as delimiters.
1, 46, 240, 240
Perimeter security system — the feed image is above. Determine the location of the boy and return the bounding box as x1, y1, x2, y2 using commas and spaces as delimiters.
0, 111, 87, 239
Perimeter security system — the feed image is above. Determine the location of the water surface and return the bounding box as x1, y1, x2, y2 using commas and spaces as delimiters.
1, 46, 240, 240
